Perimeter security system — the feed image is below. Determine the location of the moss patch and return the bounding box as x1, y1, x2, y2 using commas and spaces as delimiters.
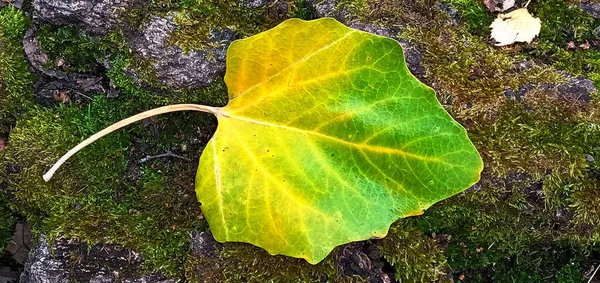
4, 94, 219, 276
186, 242, 337, 282
377, 220, 450, 282
0, 6, 35, 134
0, 6, 32, 251
529, 0, 600, 86
170, 0, 266, 53
37, 24, 110, 73
0, 202, 15, 251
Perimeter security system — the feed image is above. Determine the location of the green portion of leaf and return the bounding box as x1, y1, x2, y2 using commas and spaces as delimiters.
196, 18, 483, 264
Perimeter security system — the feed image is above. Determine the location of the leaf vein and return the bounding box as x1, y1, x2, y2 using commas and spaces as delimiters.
211, 138, 229, 238
224, 113, 441, 163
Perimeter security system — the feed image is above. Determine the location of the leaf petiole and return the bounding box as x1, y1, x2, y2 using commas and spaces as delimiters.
43, 103, 221, 182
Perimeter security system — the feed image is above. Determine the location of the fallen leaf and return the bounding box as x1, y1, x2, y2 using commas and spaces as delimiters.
490, 8, 541, 46
52, 90, 71, 103
55, 56, 65, 68
196, 18, 483, 263
567, 41, 576, 49
580, 41, 590, 49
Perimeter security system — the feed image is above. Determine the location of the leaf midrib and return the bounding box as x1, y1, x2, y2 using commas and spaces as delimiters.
219, 111, 444, 163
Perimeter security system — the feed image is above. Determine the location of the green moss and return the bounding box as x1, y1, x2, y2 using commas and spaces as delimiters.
291, 0, 318, 20
397, 3, 596, 177
378, 220, 450, 282
570, 176, 600, 243
170, 0, 270, 53
0, 202, 15, 251
442, 0, 493, 36
36, 24, 109, 73
556, 262, 584, 283
0, 7, 32, 248
119, 164, 206, 273
187, 242, 337, 282
414, 174, 591, 282
529, 0, 600, 86
0, 6, 35, 134
3, 94, 217, 276
6, 98, 132, 223
532, 0, 598, 48
337, 0, 369, 22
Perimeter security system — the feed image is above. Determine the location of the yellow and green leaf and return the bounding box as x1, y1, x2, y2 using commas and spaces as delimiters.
196, 18, 483, 264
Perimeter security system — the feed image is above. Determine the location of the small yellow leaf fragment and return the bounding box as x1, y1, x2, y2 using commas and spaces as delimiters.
489, 8, 541, 46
